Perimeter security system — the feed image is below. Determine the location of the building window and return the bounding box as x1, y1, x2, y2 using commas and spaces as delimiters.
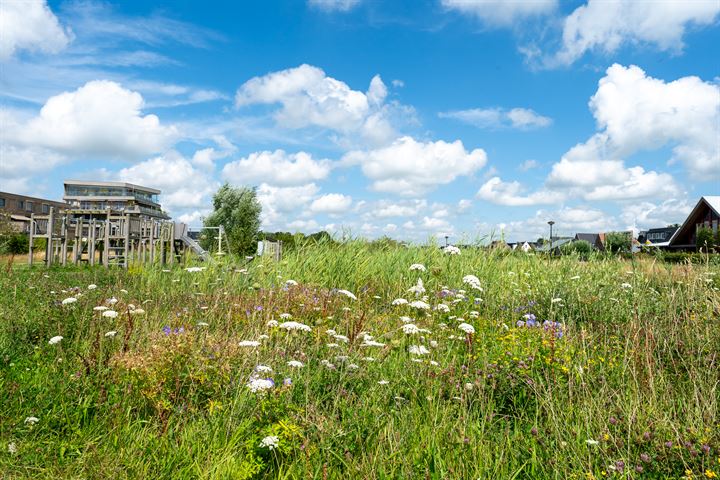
17, 200, 24, 209
42, 204, 50, 214
0, 198, 5, 208
26, 201, 33, 212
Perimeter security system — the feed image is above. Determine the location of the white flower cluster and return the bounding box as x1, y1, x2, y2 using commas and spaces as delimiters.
408, 345, 430, 355
443, 245, 461, 255
247, 378, 274, 393
337, 289, 357, 300
409, 300, 430, 310
239, 340, 261, 347
279, 321, 312, 332
409, 263, 426, 272
259, 435, 279, 450
462, 275, 482, 291
458, 323, 475, 334
391, 298, 408, 306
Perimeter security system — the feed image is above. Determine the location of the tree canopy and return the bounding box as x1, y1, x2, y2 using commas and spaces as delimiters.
202, 184, 261, 256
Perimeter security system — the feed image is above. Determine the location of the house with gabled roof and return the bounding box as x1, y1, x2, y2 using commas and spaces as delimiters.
667, 196, 720, 250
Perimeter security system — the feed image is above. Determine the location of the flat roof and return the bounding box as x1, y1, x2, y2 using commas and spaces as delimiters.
0, 191, 67, 205
63, 180, 161, 194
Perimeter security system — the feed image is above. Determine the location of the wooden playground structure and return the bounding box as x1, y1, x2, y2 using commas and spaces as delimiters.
27, 207, 205, 268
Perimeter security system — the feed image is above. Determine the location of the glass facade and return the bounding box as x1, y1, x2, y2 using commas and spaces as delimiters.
64, 185, 159, 203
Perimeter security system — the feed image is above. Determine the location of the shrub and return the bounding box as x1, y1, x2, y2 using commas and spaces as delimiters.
561, 239, 592, 256
605, 231, 631, 254
0, 233, 29, 254
696, 226, 715, 252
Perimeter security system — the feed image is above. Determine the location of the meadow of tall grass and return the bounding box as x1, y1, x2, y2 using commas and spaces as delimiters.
1, 242, 719, 479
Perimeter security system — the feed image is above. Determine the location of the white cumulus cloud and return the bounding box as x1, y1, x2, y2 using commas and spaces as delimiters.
555, 0, 720, 65
0, 0, 72, 60
310, 194, 353, 214
342, 136, 487, 196
307, 0, 360, 12
222, 150, 333, 186
10, 80, 178, 159
477, 177, 562, 206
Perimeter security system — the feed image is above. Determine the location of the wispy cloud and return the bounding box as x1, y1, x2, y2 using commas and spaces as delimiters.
439, 107, 551, 130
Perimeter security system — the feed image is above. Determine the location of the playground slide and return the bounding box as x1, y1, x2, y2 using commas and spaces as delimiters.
175, 222, 210, 261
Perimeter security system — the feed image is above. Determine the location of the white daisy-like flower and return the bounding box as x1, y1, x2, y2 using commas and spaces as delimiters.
279, 313, 293, 319
409, 263, 426, 271
287, 360, 304, 368
24, 416, 39, 425
279, 321, 312, 332
104, 331, 117, 338
102, 310, 119, 319
239, 340, 261, 347
408, 345, 430, 355
408, 278, 425, 295
48, 336, 63, 345
87, 284, 97, 290
61, 297, 77, 305
337, 289, 357, 300
409, 300, 430, 310
458, 323, 475, 334
247, 378, 274, 393
259, 435, 279, 450
391, 298, 408, 306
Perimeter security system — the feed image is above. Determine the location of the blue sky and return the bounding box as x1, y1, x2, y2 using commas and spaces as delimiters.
1, 0, 719, 242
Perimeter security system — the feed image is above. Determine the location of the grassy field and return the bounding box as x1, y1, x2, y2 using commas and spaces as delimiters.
1, 243, 719, 479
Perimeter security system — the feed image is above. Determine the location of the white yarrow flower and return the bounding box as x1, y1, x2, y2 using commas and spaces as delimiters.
61, 297, 77, 305
24, 416, 39, 425
287, 360, 304, 368
409, 263, 426, 272
104, 331, 117, 338
337, 289, 357, 300
408, 345, 430, 355
458, 323, 475, 334
247, 378, 274, 393
443, 245, 461, 255
407, 278, 425, 295
259, 435, 279, 450
239, 340, 261, 347
391, 298, 408, 306
102, 310, 119, 319
409, 300, 430, 310
87, 284, 97, 290
48, 336, 63, 345
279, 321, 312, 332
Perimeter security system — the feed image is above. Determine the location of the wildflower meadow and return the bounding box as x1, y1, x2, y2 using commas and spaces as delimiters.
1, 243, 719, 479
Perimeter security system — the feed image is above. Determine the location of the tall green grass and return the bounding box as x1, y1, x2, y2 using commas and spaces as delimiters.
1, 243, 718, 479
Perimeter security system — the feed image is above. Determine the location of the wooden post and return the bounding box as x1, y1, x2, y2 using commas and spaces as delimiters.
60, 216, 68, 266
89, 220, 96, 266
149, 221, 155, 264
103, 215, 110, 268
169, 222, 175, 265
160, 223, 166, 266
28, 213, 34, 266
46, 207, 54, 267
123, 214, 130, 269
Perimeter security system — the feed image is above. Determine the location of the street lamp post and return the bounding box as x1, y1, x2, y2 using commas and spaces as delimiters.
547, 221, 555, 250
444, 235, 449, 247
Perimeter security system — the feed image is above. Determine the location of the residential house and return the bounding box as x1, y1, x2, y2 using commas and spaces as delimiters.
573, 233, 605, 251
638, 226, 678, 245
668, 196, 720, 250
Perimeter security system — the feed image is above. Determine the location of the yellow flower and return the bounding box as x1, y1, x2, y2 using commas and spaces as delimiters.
705, 470, 717, 479
603, 433, 610, 441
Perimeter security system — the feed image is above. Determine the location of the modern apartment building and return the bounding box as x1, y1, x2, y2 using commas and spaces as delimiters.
0, 191, 69, 232
63, 180, 169, 219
